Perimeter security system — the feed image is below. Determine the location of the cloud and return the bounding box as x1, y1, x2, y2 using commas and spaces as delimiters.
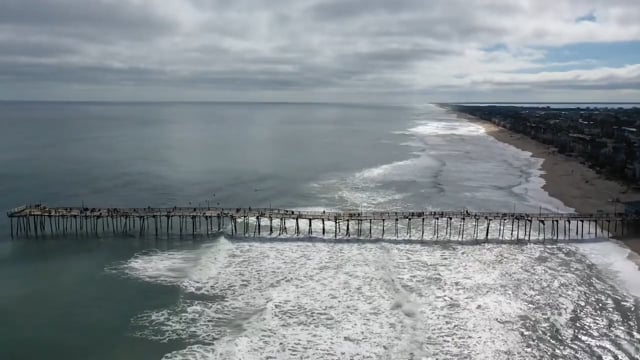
0, 0, 181, 42
467, 64, 640, 90
0, 0, 639, 101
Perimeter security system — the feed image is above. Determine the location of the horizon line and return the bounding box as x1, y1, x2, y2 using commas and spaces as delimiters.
1, 100, 640, 105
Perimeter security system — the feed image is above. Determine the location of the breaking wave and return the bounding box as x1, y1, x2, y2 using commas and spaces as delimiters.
107, 104, 640, 359
111, 238, 640, 359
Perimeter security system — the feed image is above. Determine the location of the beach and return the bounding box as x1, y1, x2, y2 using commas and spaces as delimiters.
453, 111, 640, 253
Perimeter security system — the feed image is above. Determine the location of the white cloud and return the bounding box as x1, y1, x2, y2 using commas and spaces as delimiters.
468, 64, 640, 88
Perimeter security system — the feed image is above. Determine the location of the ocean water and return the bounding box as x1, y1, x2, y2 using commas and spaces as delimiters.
0, 102, 639, 359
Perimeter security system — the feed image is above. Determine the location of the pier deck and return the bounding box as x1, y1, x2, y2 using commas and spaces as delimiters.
7, 205, 640, 241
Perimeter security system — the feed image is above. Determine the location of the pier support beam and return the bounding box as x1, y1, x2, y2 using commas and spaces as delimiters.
485, 219, 491, 242
395, 218, 398, 238
346, 219, 350, 237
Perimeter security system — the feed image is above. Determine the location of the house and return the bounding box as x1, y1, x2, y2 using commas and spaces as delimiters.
624, 201, 640, 215
567, 133, 590, 155
626, 161, 640, 180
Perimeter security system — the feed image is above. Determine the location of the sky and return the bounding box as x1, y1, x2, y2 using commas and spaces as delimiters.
0, 0, 639, 103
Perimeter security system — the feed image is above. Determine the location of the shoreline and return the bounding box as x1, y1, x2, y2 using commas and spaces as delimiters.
451, 111, 640, 254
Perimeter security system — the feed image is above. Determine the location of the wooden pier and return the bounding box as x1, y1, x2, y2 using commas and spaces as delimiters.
7, 205, 640, 242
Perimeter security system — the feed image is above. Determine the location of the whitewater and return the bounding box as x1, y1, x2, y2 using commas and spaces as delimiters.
108, 104, 640, 359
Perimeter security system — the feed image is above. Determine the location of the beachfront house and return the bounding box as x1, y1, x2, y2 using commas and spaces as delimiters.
626, 160, 640, 180
624, 201, 640, 215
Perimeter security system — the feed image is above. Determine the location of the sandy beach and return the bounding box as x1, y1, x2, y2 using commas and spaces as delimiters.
451, 112, 640, 253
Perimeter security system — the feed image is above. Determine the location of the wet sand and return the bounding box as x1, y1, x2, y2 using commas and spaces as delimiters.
452, 112, 640, 254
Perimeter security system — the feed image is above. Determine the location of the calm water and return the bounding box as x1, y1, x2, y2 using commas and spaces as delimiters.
0, 102, 639, 359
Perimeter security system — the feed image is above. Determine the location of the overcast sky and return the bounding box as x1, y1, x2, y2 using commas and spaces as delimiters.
0, 0, 639, 103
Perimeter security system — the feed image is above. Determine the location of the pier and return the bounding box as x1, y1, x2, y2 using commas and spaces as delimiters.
6, 205, 640, 242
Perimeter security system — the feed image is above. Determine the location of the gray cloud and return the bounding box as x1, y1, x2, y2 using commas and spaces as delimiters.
0, 0, 177, 43
0, 0, 639, 101
467, 64, 640, 91
309, 0, 425, 20
345, 47, 456, 66
0, 38, 76, 58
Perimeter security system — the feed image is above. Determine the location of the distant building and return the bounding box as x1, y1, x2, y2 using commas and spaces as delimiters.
626, 161, 640, 180
624, 201, 640, 215
451, 105, 640, 183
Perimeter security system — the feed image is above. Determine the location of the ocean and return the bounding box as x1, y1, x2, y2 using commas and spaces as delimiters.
0, 102, 639, 359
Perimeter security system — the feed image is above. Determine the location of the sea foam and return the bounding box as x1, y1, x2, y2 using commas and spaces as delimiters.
112, 239, 639, 359
108, 104, 640, 359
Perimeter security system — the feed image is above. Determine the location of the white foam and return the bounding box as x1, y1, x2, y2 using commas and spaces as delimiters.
107, 103, 640, 358
108, 239, 640, 359
573, 241, 640, 298
109, 249, 199, 286
354, 104, 640, 304
427, 107, 640, 303
407, 120, 486, 137
475, 118, 640, 300
308, 176, 409, 210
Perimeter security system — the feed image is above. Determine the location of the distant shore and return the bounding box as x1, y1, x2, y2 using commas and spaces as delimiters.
450, 111, 640, 253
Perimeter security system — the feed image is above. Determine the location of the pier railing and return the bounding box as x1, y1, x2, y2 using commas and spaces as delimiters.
6, 204, 640, 242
